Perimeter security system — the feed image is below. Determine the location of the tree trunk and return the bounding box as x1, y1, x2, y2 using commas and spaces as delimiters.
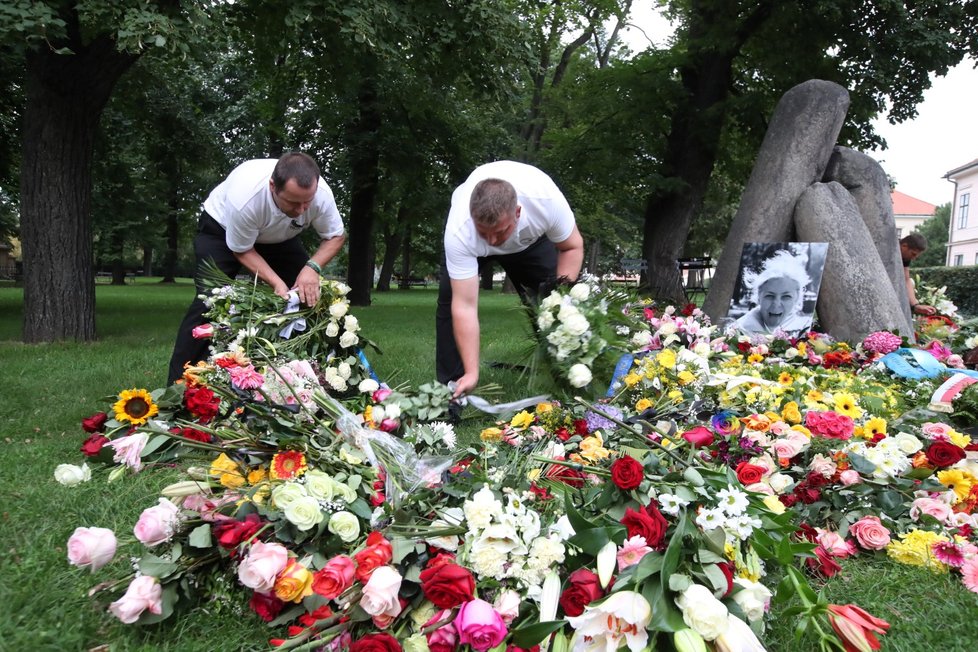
640, 1, 773, 304
160, 189, 180, 283
377, 207, 407, 292
345, 73, 381, 306
21, 34, 138, 341
142, 244, 153, 277
110, 229, 126, 285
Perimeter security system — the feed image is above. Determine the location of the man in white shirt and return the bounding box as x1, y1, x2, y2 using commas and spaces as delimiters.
167, 152, 345, 384
437, 161, 584, 398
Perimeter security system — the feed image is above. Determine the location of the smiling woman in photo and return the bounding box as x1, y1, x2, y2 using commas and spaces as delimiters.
733, 249, 812, 335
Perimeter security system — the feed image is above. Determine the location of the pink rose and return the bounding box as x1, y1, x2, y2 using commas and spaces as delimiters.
839, 470, 862, 486
191, 323, 213, 339
425, 609, 459, 652
681, 426, 714, 448
107, 432, 149, 471
744, 482, 774, 495
359, 566, 403, 618
807, 453, 837, 479
454, 599, 508, 651
238, 541, 289, 593
108, 575, 163, 623
373, 387, 393, 403
921, 422, 954, 439
133, 498, 181, 547
816, 529, 856, 558
772, 438, 803, 460
67, 526, 117, 572
910, 496, 953, 524
848, 516, 891, 551
312, 555, 355, 600
493, 590, 522, 625
947, 354, 965, 369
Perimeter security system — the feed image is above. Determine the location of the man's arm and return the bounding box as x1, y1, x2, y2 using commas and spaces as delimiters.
450, 275, 481, 398
555, 224, 585, 281
292, 234, 346, 306
904, 266, 936, 316
234, 249, 291, 298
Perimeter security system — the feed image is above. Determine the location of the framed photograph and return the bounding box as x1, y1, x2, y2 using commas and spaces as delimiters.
726, 242, 828, 336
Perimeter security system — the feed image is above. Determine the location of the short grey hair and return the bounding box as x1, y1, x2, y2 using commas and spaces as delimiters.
469, 178, 517, 227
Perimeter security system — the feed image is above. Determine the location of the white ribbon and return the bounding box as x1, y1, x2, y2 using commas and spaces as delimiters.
449, 382, 550, 416
278, 291, 308, 339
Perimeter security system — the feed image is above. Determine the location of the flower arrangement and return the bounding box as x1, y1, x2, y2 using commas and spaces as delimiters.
59, 276, 978, 650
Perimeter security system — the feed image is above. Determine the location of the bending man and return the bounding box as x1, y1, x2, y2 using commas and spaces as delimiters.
167, 152, 345, 384
436, 161, 584, 398
899, 233, 936, 317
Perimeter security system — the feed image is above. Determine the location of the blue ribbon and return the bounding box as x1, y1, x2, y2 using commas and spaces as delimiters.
356, 348, 380, 382
879, 347, 978, 380
606, 352, 636, 397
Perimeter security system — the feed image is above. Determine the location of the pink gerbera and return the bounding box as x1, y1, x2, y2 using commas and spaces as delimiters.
961, 557, 978, 594
862, 331, 902, 355
932, 540, 966, 567
617, 535, 653, 570
229, 364, 264, 390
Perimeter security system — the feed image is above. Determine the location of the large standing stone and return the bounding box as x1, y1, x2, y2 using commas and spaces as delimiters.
823, 146, 912, 325
703, 80, 850, 321
794, 182, 914, 340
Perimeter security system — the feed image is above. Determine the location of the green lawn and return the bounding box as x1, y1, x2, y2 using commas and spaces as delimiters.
0, 280, 975, 651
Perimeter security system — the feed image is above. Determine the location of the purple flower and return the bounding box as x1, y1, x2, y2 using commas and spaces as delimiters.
585, 405, 623, 432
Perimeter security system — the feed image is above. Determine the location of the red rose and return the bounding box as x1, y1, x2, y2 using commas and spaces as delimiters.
354, 532, 393, 582
555, 427, 571, 442
299, 604, 334, 627
544, 461, 584, 488
573, 419, 589, 435
779, 493, 799, 507
80, 433, 109, 457
715, 562, 734, 597
214, 513, 264, 549
926, 441, 966, 468
81, 412, 108, 433
799, 487, 822, 504
419, 560, 476, 608
558, 568, 604, 617
735, 462, 766, 486
610, 455, 644, 490
620, 504, 669, 549
249, 590, 285, 622
184, 385, 220, 422
681, 426, 715, 448
170, 426, 213, 443
350, 633, 402, 652
370, 492, 387, 507
806, 545, 841, 578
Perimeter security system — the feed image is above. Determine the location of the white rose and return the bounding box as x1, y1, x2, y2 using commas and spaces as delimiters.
329, 301, 349, 318
339, 331, 359, 348
494, 589, 522, 624
271, 482, 308, 509
540, 293, 562, 310
731, 578, 771, 622
562, 312, 590, 336
403, 634, 429, 652
325, 322, 340, 337
332, 479, 358, 503
338, 361, 352, 380
384, 403, 402, 420
892, 432, 923, 455
767, 472, 793, 494
631, 331, 653, 348
537, 311, 555, 330
303, 470, 335, 501
327, 511, 361, 542
283, 495, 325, 531
676, 584, 729, 640
463, 486, 502, 531
54, 463, 91, 486
344, 315, 360, 332
657, 321, 678, 337
359, 378, 380, 393
569, 283, 591, 301
568, 363, 592, 388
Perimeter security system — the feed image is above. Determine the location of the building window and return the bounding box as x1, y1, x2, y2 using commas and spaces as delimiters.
896, 228, 903, 238
958, 193, 970, 229
954, 254, 964, 266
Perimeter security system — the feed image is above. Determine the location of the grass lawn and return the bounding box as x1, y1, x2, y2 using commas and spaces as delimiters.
0, 280, 975, 651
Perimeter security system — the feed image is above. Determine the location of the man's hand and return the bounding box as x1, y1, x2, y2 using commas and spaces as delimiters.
913, 303, 937, 316
272, 282, 290, 299
452, 372, 479, 399
294, 266, 322, 306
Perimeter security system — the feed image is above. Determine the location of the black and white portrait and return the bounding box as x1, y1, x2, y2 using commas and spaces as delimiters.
727, 242, 828, 336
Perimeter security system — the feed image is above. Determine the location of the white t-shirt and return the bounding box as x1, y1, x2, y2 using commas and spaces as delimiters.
203, 159, 344, 253
444, 161, 576, 280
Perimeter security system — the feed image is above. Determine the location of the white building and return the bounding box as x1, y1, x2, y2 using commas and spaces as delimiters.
944, 158, 978, 266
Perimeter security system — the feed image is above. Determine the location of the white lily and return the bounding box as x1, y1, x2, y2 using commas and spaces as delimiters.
539, 570, 561, 622
596, 540, 617, 589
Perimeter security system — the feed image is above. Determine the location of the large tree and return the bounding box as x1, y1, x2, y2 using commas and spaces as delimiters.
2, 0, 210, 341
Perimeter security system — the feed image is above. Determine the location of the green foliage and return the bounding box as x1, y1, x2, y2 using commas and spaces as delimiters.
913, 265, 978, 317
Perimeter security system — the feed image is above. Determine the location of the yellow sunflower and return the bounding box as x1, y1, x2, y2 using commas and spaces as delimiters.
863, 417, 887, 438
777, 371, 794, 386
112, 388, 158, 426
936, 469, 976, 503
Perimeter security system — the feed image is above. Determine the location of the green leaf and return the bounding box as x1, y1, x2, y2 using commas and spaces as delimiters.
564, 493, 595, 533
138, 554, 179, 579
188, 524, 212, 549
510, 621, 565, 648
632, 551, 664, 584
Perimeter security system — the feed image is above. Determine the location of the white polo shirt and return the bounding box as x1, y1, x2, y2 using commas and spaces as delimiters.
444, 161, 575, 280
203, 159, 344, 253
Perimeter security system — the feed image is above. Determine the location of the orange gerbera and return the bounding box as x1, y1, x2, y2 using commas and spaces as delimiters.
270, 450, 308, 480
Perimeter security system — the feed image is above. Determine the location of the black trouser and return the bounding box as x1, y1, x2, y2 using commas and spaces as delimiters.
167, 213, 308, 384
435, 236, 557, 384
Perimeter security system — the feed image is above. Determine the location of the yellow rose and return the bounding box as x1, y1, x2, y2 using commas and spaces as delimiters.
209, 453, 246, 489
762, 495, 786, 515
274, 560, 314, 603
480, 427, 503, 443
535, 402, 554, 414
510, 411, 534, 429
656, 349, 677, 369
635, 398, 654, 412
579, 434, 610, 462
677, 370, 695, 385
781, 402, 802, 424
624, 373, 642, 387
248, 467, 268, 484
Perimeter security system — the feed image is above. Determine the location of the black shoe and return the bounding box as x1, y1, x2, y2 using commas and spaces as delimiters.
446, 401, 462, 425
